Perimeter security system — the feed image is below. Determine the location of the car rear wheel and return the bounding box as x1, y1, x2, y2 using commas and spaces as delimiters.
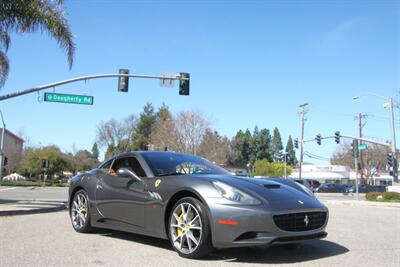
168, 197, 213, 259
70, 189, 93, 233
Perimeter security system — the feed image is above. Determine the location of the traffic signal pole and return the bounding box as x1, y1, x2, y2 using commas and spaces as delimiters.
0, 72, 189, 102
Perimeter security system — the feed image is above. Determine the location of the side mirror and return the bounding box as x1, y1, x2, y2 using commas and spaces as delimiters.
117, 167, 142, 182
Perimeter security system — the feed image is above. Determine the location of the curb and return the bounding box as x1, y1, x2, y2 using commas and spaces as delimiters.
0, 202, 67, 216
322, 200, 400, 208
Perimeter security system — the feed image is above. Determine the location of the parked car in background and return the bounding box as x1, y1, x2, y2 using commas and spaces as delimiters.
347, 185, 386, 193
316, 183, 350, 193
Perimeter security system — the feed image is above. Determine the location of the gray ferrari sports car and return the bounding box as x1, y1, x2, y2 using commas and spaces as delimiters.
68, 151, 328, 258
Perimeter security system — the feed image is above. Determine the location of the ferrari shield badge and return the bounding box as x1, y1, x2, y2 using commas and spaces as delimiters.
155, 179, 161, 188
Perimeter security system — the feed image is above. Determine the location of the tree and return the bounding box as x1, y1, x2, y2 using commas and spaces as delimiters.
198, 129, 230, 165
174, 109, 209, 155
17, 145, 72, 179
285, 135, 298, 166
72, 149, 98, 173
253, 159, 292, 178
331, 142, 391, 184
96, 114, 136, 158
0, 0, 75, 87
258, 128, 272, 162
150, 104, 182, 152
271, 127, 283, 162
91, 142, 99, 160
131, 103, 157, 150
229, 129, 252, 167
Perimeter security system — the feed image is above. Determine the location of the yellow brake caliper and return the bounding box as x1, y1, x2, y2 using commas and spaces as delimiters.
177, 212, 184, 236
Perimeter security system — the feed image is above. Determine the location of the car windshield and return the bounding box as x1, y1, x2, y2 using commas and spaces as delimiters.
141, 152, 230, 177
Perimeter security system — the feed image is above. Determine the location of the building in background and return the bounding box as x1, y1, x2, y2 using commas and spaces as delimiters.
290, 164, 393, 185
0, 128, 24, 174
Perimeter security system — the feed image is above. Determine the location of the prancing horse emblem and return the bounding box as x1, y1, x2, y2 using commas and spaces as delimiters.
304, 215, 309, 227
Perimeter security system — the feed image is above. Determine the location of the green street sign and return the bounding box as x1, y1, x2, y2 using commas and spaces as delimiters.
44, 92, 93, 105
358, 144, 368, 150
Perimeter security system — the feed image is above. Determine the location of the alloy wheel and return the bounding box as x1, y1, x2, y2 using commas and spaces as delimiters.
71, 192, 89, 229
170, 202, 203, 254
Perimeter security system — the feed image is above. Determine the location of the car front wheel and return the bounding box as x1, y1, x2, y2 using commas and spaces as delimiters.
168, 197, 213, 258
70, 189, 93, 233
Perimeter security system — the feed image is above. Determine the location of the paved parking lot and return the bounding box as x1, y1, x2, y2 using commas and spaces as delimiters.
0, 201, 399, 267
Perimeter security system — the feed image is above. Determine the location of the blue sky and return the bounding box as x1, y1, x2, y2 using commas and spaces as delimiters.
0, 0, 399, 163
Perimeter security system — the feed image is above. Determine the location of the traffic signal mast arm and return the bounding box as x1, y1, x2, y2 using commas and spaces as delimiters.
0, 72, 189, 101
302, 134, 391, 148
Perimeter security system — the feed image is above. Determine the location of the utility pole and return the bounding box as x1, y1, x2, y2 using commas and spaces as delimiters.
388, 97, 398, 184
299, 103, 308, 180
357, 113, 368, 184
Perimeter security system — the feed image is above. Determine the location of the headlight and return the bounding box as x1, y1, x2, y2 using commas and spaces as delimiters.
297, 183, 315, 198
212, 181, 261, 205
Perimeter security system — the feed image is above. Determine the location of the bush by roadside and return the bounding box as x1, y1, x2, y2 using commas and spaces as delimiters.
366, 192, 400, 202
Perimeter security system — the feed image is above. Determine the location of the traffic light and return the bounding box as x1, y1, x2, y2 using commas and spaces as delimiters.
334, 131, 340, 144
118, 69, 129, 92
294, 138, 299, 149
179, 73, 190, 96
351, 139, 359, 158
316, 134, 321, 145
3, 156, 8, 166
388, 153, 394, 167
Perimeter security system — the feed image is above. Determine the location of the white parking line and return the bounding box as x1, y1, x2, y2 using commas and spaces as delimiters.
0, 187, 17, 192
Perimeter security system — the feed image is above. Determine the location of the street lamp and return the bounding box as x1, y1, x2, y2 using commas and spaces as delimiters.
353, 92, 398, 184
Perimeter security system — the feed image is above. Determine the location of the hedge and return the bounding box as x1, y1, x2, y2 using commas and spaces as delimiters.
366, 192, 400, 202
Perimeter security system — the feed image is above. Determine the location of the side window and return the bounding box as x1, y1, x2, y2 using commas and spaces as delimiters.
99, 159, 114, 174
111, 156, 147, 177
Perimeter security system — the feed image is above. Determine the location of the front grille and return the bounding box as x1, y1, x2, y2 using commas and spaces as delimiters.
273, 212, 327, 232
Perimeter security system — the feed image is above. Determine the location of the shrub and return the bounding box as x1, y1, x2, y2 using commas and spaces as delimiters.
383, 192, 400, 202
366, 192, 400, 202
366, 192, 383, 201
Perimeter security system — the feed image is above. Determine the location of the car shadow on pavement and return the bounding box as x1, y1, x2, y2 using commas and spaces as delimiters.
99, 230, 348, 264
99, 230, 173, 251
205, 240, 349, 263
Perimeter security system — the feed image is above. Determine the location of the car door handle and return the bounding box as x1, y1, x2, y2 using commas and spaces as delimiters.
96, 184, 103, 190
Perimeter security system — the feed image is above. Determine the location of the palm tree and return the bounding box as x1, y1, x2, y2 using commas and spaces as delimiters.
0, 0, 75, 87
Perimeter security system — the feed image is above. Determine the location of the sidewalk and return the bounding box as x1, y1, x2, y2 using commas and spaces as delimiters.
0, 199, 67, 216
322, 199, 400, 208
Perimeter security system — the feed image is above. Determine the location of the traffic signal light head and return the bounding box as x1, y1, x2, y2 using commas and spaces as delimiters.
316, 134, 321, 145
118, 69, 129, 92
388, 153, 394, 167
334, 131, 340, 144
294, 138, 299, 149
179, 73, 190, 96
351, 139, 359, 158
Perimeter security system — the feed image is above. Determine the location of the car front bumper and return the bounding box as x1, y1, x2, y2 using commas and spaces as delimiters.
207, 198, 329, 248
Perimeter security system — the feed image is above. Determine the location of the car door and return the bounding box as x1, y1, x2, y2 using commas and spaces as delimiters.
95, 155, 151, 228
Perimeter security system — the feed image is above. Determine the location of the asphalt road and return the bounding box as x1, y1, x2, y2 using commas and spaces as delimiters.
0, 202, 399, 267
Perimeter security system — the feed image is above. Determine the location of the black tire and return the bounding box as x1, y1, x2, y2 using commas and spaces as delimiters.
168, 197, 213, 259
70, 189, 93, 233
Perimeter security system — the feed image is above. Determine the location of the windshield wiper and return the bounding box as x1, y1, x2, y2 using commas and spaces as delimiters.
157, 172, 185, 177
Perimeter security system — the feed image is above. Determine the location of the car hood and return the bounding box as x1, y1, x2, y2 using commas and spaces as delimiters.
190, 174, 324, 209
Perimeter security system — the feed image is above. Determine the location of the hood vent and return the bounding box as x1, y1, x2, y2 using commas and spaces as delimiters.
264, 184, 281, 189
